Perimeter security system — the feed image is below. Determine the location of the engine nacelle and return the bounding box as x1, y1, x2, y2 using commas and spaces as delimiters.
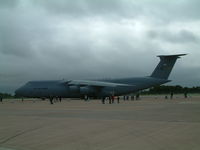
80, 86, 95, 95
100, 87, 115, 97
69, 85, 80, 93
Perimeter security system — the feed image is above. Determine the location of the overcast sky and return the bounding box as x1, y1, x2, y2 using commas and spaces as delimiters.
0, 0, 200, 93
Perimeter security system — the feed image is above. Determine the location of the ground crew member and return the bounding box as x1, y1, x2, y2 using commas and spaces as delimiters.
117, 96, 120, 103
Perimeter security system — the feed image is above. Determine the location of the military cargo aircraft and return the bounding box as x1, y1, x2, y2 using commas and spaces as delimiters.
15, 54, 186, 104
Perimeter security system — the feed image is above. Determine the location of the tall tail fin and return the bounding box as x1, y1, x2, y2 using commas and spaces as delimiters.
150, 54, 186, 79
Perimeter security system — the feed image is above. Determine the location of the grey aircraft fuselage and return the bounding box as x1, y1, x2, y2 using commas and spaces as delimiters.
15, 54, 186, 99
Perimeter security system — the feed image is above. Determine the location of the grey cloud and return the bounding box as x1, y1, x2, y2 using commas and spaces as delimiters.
0, 5, 56, 58
31, 0, 200, 23
135, 0, 200, 23
147, 29, 198, 43
0, 0, 19, 8
0, 9, 33, 57
32, 0, 140, 19
0, 28, 34, 57
170, 65, 200, 87
0, 0, 200, 93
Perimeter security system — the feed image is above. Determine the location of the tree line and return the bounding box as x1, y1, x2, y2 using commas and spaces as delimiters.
0, 93, 13, 98
143, 85, 200, 94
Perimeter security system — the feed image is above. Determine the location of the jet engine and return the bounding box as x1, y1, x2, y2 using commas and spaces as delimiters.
69, 85, 80, 93
80, 86, 95, 95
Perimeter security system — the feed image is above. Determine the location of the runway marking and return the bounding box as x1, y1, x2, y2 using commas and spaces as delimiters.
0, 148, 17, 150
0, 126, 42, 145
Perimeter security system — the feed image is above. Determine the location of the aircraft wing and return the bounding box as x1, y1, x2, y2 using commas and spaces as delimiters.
67, 80, 134, 88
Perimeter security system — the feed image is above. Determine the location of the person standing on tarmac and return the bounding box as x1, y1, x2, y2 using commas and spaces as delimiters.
0, 96, 2, 103
136, 93, 140, 100
109, 96, 112, 104
102, 97, 106, 104
117, 96, 120, 103
184, 91, 188, 98
111, 96, 114, 104
170, 91, 174, 99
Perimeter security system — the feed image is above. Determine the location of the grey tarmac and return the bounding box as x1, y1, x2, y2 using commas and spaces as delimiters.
0, 95, 200, 150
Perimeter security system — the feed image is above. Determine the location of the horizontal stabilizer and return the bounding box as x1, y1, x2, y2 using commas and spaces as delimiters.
157, 54, 187, 58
